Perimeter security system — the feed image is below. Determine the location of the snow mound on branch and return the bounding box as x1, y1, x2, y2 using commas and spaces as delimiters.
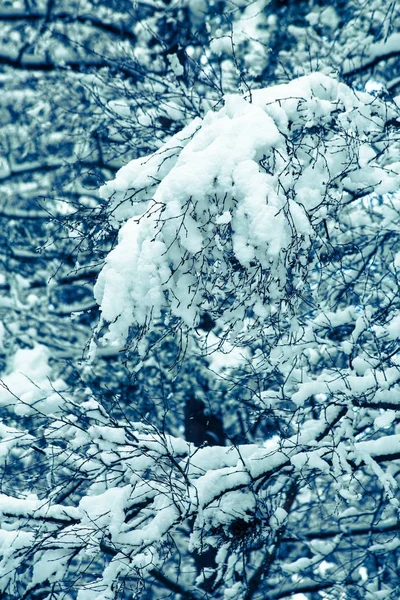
95, 73, 399, 347
0, 345, 66, 416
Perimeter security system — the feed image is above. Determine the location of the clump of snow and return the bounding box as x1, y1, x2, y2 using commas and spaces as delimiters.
95, 73, 400, 348
0, 529, 34, 553
269, 507, 288, 530
80, 485, 131, 539
107, 99, 131, 119
167, 53, 184, 76
0, 345, 66, 416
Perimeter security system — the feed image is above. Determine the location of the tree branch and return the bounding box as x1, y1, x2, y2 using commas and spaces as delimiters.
0, 51, 140, 79
244, 479, 299, 600
283, 517, 399, 542
343, 49, 400, 78
0, 9, 137, 43
0, 159, 119, 184
269, 578, 336, 599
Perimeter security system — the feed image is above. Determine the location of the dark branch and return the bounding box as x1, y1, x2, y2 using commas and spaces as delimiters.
270, 579, 336, 599
0, 160, 119, 184
283, 518, 399, 542
343, 50, 400, 78
0, 51, 140, 79
0, 9, 137, 43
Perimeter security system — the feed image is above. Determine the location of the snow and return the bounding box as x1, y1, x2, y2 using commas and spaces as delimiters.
306, 6, 340, 29
98, 117, 202, 221
310, 539, 338, 556
96, 73, 399, 348
291, 449, 330, 472
0, 529, 34, 552
386, 314, 400, 339
224, 582, 245, 599
269, 507, 288, 530
0, 494, 81, 522
94, 218, 172, 338
370, 33, 400, 59
354, 434, 400, 460
215, 210, 232, 224
107, 99, 131, 118
185, 443, 260, 477
0, 345, 66, 416
31, 549, 69, 587
79, 485, 131, 539
167, 53, 184, 76
4, 2, 400, 596
193, 466, 251, 508
2, 66, 396, 595
342, 32, 400, 75
374, 411, 396, 430
88, 425, 126, 445
283, 555, 319, 574
291, 366, 400, 406
0, 423, 34, 464
369, 539, 400, 553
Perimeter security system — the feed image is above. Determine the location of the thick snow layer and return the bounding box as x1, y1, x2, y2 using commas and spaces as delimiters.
95, 73, 399, 347
0, 494, 80, 521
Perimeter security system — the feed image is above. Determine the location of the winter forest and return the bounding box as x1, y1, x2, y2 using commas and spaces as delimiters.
1, 0, 400, 598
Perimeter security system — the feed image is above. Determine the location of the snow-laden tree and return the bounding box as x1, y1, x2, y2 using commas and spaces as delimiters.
2, 68, 400, 599
1, 1, 400, 599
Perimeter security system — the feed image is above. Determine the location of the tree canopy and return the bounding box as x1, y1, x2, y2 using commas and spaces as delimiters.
1, 1, 400, 599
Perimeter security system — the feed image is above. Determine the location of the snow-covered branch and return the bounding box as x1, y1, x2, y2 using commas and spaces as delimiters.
2, 2, 400, 597
0, 9, 138, 43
